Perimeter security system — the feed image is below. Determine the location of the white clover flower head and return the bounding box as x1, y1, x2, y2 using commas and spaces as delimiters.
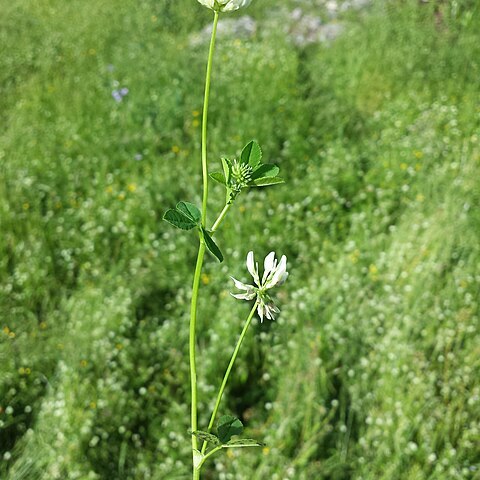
197, 0, 252, 13
231, 251, 288, 322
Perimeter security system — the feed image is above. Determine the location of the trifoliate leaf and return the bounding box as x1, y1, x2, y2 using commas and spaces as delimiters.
210, 172, 226, 185
191, 430, 221, 446
251, 176, 285, 187
201, 228, 223, 262
224, 438, 264, 448
163, 209, 198, 230
240, 141, 262, 169
176, 202, 201, 224
250, 164, 279, 180
217, 415, 243, 444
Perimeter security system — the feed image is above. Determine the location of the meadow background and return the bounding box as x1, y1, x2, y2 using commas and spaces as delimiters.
1, 0, 479, 478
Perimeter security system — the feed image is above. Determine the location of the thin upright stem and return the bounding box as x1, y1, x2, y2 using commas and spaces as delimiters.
201, 302, 258, 455
201, 10, 220, 226
189, 240, 206, 454
190, 10, 220, 480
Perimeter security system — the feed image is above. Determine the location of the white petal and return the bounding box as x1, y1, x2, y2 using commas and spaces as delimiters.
230, 292, 256, 301
276, 271, 289, 286
196, 0, 215, 9
246, 251, 260, 286
230, 276, 254, 291
221, 0, 252, 11
266, 255, 287, 288
262, 252, 276, 284
264, 252, 275, 275
246, 251, 255, 276
264, 302, 280, 321
257, 302, 265, 323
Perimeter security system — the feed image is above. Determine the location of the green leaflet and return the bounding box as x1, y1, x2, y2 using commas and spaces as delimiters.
209, 171, 226, 185
163, 201, 201, 230
250, 164, 279, 180
191, 430, 221, 446
221, 157, 232, 185
176, 201, 201, 223
251, 176, 285, 187
217, 415, 243, 444
224, 438, 264, 448
240, 140, 262, 169
163, 209, 198, 230
201, 228, 223, 262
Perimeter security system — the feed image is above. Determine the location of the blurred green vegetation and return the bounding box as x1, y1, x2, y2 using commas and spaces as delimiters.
1, 0, 479, 478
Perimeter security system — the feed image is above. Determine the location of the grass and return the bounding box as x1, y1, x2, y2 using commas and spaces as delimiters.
1, 0, 479, 479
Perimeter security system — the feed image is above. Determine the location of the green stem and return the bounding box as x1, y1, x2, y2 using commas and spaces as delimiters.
189, 241, 206, 454
201, 10, 220, 226
201, 301, 258, 455
197, 445, 224, 471
211, 203, 231, 234
190, 11, 219, 480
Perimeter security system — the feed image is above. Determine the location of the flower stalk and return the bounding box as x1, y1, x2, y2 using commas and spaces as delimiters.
201, 301, 258, 455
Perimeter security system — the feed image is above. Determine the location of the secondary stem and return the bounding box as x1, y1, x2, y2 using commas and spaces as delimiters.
190, 10, 219, 479
211, 203, 231, 233
201, 301, 258, 455
197, 445, 224, 470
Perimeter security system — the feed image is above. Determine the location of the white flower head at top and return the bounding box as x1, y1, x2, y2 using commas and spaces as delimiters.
231, 251, 288, 322
197, 0, 252, 13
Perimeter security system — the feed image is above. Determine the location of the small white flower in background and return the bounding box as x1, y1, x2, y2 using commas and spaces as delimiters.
231, 251, 288, 322
197, 0, 252, 13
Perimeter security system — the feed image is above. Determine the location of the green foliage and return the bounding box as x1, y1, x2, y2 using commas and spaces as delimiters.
240, 140, 262, 169
209, 171, 226, 185
191, 430, 221, 447
223, 438, 263, 448
216, 415, 243, 444
163, 201, 202, 230
218, 140, 284, 204
201, 228, 223, 263
1, 0, 480, 479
